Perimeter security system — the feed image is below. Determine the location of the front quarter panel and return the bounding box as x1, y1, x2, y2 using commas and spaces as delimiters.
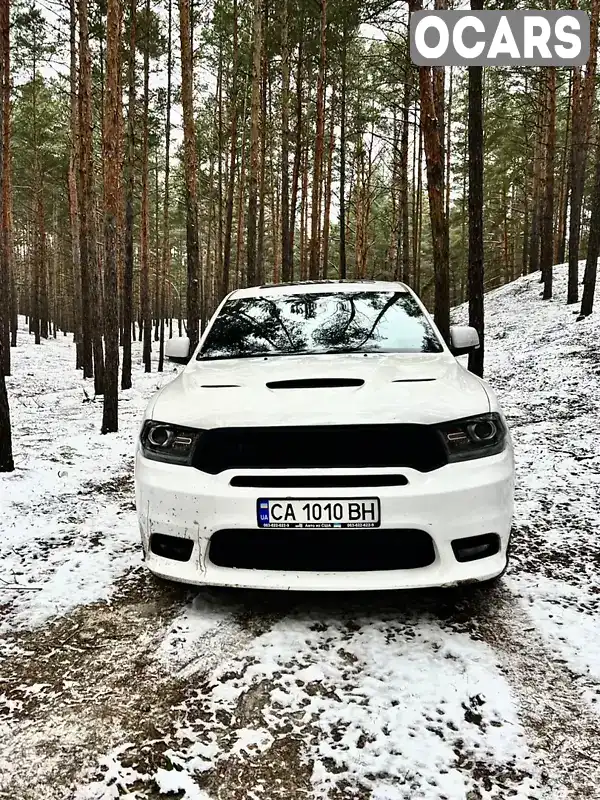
143, 371, 185, 424
479, 377, 506, 417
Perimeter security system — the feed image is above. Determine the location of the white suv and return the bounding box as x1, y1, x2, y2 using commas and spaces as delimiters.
135, 281, 514, 591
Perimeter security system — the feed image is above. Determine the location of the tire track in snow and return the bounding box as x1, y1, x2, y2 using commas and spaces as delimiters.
460, 584, 600, 799
4, 573, 600, 800
80, 590, 559, 800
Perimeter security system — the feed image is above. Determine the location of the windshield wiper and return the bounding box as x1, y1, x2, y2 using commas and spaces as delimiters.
197, 351, 298, 361
290, 347, 379, 356
197, 347, 384, 361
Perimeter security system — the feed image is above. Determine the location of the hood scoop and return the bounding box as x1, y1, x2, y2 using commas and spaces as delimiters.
392, 378, 436, 383
266, 378, 365, 389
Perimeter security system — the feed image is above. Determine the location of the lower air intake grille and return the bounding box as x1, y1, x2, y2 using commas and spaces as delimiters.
193, 424, 446, 474
208, 528, 435, 571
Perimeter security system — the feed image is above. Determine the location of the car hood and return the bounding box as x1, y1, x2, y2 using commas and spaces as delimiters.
149, 352, 490, 428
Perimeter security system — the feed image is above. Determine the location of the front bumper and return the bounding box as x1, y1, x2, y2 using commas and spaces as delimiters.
134, 446, 514, 591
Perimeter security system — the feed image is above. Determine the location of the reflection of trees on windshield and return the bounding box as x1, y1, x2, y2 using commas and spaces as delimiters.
199, 299, 309, 358
310, 292, 398, 350
289, 296, 318, 320
198, 291, 443, 359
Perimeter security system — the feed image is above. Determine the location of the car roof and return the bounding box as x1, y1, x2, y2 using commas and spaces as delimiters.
228, 280, 411, 299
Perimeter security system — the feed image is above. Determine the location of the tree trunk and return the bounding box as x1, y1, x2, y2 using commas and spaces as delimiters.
215, 37, 224, 310
445, 66, 453, 223
31, 38, 41, 347
79, 0, 104, 394
568, 0, 600, 303
400, 55, 411, 284
339, 23, 347, 279
502, 182, 510, 283
3, 29, 14, 352
234, 75, 250, 287
322, 92, 335, 279
0, 0, 9, 377
390, 108, 400, 278
222, 0, 238, 297
116, 35, 125, 348
555, 69, 572, 264
541, 66, 556, 301
300, 138, 309, 280
309, 0, 327, 280
158, 0, 172, 372
246, 0, 262, 287
0, 333, 12, 469
289, 33, 304, 280
204, 142, 216, 323
522, 189, 529, 276
467, 7, 484, 377
528, 72, 545, 275
153, 157, 160, 342
179, 0, 201, 350
412, 110, 420, 288
433, 0, 446, 183
269, 78, 280, 282
257, 19, 268, 287
122, 0, 136, 390
141, 0, 151, 372
580, 123, 600, 317
68, 0, 83, 370
101, 0, 122, 433
415, 57, 450, 341
280, 0, 291, 282
39, 199, 49, 340
580, 217, 600, 317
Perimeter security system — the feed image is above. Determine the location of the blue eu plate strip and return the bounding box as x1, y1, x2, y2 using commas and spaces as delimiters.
258, 500, 270, 525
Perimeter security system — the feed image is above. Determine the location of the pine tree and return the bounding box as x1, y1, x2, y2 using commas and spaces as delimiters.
567, 0, 600, 304
0, 0, 13, 472
158, 0, 173, 372
467, 0, 484, 377
246, 0, 262, 287
179, 0, 201, 350
140, 0, 151, 372
79, 0, 104, 394
122, 0, 136, 390
541, 66, 556, 301
101, 0, 122, 433
308, 0, 327, 280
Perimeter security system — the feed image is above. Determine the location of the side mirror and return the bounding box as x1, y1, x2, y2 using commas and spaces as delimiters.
450, 325, 480, 357
165, 336, 191, 364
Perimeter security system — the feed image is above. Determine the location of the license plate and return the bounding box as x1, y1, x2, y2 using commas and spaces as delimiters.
256, 498, 380, 529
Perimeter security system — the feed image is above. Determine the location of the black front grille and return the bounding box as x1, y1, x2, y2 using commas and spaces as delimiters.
193, 424, 446, 474
208, 528, 435, 571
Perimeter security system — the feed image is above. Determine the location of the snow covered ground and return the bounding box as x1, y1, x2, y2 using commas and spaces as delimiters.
1, 264, 600, 800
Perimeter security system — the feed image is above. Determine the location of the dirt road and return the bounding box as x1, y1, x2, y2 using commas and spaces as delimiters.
2, 558, 600, 800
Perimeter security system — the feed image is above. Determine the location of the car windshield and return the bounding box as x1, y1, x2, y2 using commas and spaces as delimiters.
197, 290, 444, 361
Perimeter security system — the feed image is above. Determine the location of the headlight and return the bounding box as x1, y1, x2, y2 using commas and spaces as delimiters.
140, 421, 202, 465
437, 412, 507, 462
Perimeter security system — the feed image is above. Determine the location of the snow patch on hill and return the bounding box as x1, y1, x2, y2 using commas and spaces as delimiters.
454, 263, 600, 711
